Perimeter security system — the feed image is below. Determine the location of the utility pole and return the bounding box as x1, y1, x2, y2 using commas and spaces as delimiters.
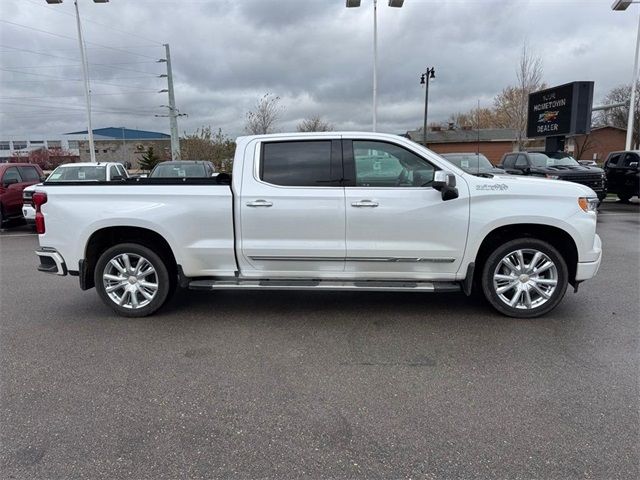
73, 0, 96, 162
164, 43, 180, 160
372, 0, 378, 131
420, 67, 435, 147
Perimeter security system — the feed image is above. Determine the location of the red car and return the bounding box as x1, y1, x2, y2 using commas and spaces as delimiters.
0, 163, 45, 227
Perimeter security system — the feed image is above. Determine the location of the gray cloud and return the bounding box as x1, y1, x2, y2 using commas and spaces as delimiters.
0, 0, 636, 138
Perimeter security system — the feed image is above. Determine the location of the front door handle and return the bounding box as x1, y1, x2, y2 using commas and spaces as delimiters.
246, 199, 273, 207
351, 200, 379, 208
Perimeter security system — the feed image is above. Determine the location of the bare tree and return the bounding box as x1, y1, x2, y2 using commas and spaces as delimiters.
572, 133, 597, 160
244, 94, 283, 135
494, 42, 545, 149
595, 82, 640, 148
180, 126, 236, 172
296, 115, 334, 132
450, 107, 500, 129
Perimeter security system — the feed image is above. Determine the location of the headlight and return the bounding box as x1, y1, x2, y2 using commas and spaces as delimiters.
578, 197, 598, 213
546, 174, 560, 179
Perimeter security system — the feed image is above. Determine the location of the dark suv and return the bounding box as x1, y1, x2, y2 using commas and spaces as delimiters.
498, 151, 607, 201
0, 163, 45, 227
603, 150, 639, 202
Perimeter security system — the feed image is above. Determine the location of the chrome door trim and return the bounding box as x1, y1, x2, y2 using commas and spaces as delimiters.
248, 256, 344, 262
248, 255, 455, 263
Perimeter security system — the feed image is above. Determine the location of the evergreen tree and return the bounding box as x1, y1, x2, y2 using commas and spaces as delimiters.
139, 146, 160, 171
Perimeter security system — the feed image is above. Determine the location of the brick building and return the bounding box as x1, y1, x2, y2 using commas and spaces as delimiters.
65, 127, 171, 168
405, 127, 519, 164
567, 126, 626, 163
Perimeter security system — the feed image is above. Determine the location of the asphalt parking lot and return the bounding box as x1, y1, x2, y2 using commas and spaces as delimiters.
1, 200, 638, 480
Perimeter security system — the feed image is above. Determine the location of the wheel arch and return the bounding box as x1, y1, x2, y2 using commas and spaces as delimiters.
82, 226, 177, 290
473, 223, 579, 288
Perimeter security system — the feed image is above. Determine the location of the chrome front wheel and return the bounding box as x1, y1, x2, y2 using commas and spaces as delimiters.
482, 239, 568, 318
493, 249, 558, 310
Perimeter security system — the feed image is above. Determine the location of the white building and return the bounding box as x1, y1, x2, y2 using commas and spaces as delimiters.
0, 134, 88, 162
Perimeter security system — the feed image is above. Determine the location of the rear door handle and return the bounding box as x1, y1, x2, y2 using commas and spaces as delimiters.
246, 199, 273, 207
351, 200, 379, 208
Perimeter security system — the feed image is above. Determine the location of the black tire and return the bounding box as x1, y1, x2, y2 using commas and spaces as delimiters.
94, 243, 171, 318
0, 204, 4, 228
617, 193, 632, 203
481, 238, 568, 318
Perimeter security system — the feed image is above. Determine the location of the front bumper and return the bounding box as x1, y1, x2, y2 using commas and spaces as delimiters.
575, 234, 602, 281
35, 247, 67, 276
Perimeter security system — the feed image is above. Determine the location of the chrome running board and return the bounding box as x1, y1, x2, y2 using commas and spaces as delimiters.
188, 278, 461, 293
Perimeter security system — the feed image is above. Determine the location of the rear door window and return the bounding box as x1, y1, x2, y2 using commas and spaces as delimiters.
261, 141, 335, 187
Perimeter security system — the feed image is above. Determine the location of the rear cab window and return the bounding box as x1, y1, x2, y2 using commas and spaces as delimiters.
17, 166, 41, 182
260, 140, 341, 187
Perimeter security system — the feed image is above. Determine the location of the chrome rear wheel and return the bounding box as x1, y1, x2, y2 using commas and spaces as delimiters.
95, 243, 170, 317
102, 253, 159, 309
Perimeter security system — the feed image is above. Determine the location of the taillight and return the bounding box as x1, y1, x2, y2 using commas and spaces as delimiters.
33, 192, 47, 234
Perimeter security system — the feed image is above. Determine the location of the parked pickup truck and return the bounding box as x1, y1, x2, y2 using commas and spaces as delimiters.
33, 132, 602, 319
23, 162, 129, 223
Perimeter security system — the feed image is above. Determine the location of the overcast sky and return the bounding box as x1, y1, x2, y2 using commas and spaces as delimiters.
0, 0, 636, 138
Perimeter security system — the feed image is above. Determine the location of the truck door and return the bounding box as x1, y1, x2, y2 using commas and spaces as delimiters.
238, 138, 346, 276
343, 139, 469, 279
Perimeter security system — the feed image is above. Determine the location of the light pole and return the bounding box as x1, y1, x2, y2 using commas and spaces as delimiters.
346, 0, 405, 132
46, 0, 109, 163
612, 0, 640, 149
420, 67, 435, 147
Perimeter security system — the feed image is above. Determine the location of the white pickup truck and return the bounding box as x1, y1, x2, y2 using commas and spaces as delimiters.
33, 132, 602, 318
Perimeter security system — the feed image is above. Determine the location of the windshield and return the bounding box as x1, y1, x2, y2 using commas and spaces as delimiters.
441, 153, 494, 170
529, 152, 580, 167
150, 164, 207, 178
47, 165, 107, 182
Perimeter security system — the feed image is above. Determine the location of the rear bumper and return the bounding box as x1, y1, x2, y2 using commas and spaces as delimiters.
35, 247, 67, 276
22, 204, 35, 222
575, 234, 602, 281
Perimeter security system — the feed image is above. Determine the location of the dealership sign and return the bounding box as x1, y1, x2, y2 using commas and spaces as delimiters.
527, 81, 594, 138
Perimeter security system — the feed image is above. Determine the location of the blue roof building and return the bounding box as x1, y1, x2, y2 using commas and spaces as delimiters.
64, 127, 170, 140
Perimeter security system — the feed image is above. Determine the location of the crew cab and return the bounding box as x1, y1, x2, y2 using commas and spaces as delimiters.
23, 162, 128, 223
498, 151, 607, 201
603, 150, 639, 202
33, 133, 602, 319
0, 163, 45, 228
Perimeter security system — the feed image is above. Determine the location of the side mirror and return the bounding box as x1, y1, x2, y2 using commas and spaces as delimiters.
40, 175, 47, 182
432, 170, 459, 201
432, 170, 456, 191
3, 177, 19, 188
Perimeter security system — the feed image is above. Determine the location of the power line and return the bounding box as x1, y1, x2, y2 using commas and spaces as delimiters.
0, 19, 160, 60
0, 90, 161, 100
0, 99, 159, 114
0, 67, 161, 87
1, 61, 159, 69
0, 44, 78, 62
21, 0, 164, 46
0, 45, 163, 75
